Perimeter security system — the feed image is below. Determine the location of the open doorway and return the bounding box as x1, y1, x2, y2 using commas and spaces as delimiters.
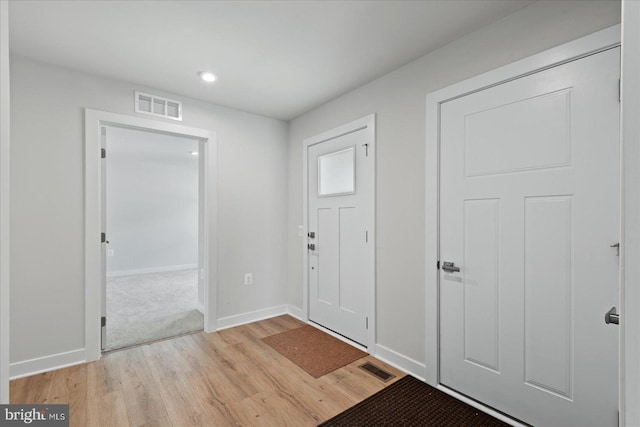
85, 108, 216, 362
102, 126, 204, 351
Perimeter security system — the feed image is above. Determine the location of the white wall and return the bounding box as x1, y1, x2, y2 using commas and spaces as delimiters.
106, 127, 199, 276
287, 0, 621, 374
0, 0, 11, 403
9, 56, 288, 368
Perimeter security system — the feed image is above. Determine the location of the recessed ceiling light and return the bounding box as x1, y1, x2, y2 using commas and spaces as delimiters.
190, 151, 199, 156
198, 71, 217, 83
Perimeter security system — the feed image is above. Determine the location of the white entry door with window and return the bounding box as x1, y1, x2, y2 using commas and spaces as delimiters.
305, 115, 375, 348
439, 48, 620, 426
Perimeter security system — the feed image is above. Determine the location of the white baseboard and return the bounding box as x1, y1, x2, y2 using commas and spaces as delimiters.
216, 305, 289, 331
107, 264, 198, 278
9, 306, 292, 379
10, 348, 87, 380
374, 343, 426, 380
286, 305, 305, 321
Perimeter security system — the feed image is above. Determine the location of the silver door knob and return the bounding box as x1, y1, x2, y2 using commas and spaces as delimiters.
442, 262, 460, 273
604, 306, 619, 325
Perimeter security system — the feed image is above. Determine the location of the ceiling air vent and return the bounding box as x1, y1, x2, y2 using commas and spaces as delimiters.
134, 91, 182, 121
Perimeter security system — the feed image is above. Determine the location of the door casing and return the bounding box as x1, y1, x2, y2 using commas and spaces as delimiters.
302, 114, 376, 351
621, 2, 640, 426
84, 109, 217, 362
100, 125, 205, 350
425, 25, 622, 424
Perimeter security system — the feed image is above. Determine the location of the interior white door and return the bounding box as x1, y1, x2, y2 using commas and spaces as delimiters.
307, 126, 373, 347
439, 48, 620, 426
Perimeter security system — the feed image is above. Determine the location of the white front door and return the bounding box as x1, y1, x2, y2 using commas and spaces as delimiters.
439, 48, 620, 426
306, 117, 375, 347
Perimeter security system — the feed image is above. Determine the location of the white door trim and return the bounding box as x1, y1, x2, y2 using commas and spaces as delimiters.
302, 114, 376, 351
621, 3, 640, 426
84, 109, 218, 362
426, 24, 620, 417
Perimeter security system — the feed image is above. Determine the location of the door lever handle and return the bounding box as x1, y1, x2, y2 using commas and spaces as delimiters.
442, 262, 460, 273
605, 306, 619, 325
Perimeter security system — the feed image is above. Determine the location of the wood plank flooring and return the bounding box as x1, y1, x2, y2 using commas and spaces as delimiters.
10, 315, 404, 426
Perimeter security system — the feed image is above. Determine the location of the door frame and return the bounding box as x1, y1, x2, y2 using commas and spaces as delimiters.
621, 2, 640, 425
425, 25, 621, 422
302, 114, 376, 351
84, 109, 218, 362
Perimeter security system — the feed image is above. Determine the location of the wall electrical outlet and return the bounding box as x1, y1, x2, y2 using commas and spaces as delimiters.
298, 225, 304, 236
244, 273, 253, 285
107, 249, 114, 257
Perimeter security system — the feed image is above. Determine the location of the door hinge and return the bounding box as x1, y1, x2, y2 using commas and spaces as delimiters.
366, 230, 368, 243
619, 79, 621, 102
101, 232, 106, 243
101, 316, 106, 327
611, 242, 620, 256
101, 148, 106, 158
362, 143, 369, 157
366, 317, 369, 329
437, 260, 440, 270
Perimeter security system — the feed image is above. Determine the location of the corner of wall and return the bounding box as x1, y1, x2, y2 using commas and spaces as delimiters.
0, 0, 12, 404
373, 344, 427, 381
286, 304, 304, 321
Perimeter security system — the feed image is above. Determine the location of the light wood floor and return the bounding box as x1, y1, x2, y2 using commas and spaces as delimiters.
10, 315, 404, 426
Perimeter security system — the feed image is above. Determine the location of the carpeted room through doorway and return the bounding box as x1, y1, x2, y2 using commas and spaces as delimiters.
105, 268, 203, 351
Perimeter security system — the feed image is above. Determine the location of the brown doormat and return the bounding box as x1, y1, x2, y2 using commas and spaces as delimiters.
318, 375, 511, 427
261, 325, 367, 378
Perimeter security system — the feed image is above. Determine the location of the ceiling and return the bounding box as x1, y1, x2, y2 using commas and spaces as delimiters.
8, 0, 536, 120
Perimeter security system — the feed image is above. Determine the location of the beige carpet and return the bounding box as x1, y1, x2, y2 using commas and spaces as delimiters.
106, 268, 203, 351
262, 325, 367, 378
